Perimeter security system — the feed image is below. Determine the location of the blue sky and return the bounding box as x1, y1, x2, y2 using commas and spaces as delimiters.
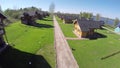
0, 0, 120, 19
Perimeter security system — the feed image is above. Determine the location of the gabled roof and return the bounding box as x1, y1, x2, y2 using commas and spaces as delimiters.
22, 11, 36, 17
62, 14, 79, 21
26, 11, 36, 16
74, 18, 104, 31
36, 11, 43, 14
0, 12, 7, 19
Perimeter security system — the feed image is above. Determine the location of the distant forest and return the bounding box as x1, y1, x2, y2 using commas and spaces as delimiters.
2, 6, 42, 25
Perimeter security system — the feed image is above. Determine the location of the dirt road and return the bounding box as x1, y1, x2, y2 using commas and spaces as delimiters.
54, 16, 79, 68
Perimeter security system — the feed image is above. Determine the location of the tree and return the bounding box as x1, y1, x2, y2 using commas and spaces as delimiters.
87, 13, 93, 19
0, 5, 3, 13
80, 12, 93, 19
83, 12, 88, 19
96, 13, 100, 21
4, 7, 41, 23
80, 12, 83, 18
23, 6, 39, 12
114, 17, 119, 27
49, 2, 55, 16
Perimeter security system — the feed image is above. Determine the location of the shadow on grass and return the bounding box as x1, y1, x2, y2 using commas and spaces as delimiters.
32, 23, 53, 28
101, 50, 120, 60
42, 19, 53, 21
71, 48, 76, 51
87, 32, 107, 40
0, 46, 51, 68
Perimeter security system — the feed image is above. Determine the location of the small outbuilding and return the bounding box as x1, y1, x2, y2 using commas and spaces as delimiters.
114, 23, 120, 33
114, 27, 120, 33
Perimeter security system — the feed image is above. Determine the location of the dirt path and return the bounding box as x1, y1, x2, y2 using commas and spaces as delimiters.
65, 31, 86, 40
54, 16, 79, 68
65, 37, 86, 40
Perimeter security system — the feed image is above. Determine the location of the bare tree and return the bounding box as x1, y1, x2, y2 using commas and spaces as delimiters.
0, 5, 3, 13
49, 2, 55, 16
96, 13, 100, 21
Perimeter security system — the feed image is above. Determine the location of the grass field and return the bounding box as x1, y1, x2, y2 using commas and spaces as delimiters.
68, 29, 120, 68
56, 17, 120, 68
0, 17, 55, 68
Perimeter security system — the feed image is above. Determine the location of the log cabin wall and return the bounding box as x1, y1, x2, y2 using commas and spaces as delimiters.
0, 13, 7, 47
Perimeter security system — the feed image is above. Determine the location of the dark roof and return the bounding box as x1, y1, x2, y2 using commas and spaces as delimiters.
76, 19, 103, 31
117, 23, 120, 28
0, 12, 7, 19
26, 11, 36, 16
23, 11, 36, 17
80, 17, 87, 21
36, 11, 42, 14
63, 15, 79, 21
35, 11, 45, 16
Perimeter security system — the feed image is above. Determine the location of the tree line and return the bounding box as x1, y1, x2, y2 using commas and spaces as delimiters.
4, 7, 40, 21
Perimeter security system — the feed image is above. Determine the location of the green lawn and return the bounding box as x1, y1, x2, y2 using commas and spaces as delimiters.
56, 17, 120, 68
56, 17, 77, 38
68, 29, 120, 68
0, 17, 55, 68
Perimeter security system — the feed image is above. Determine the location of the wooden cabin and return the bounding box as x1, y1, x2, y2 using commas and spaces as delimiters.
73, 18, 104, 38
21, 11, 49, 25
35, 11, 44, 20
21, 11, 36, 25
35, 11, 49, 19
63, 16, 73, 24
63, 14, 79, 24
56, 13, 64, 20
0, 13, 7, 48
57, 14, 79, 24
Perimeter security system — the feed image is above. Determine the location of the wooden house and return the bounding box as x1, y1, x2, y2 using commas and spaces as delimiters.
0, 13, 7, 48
21, 11, 36, 25
73, 18, 104, 38
21, 11, 49, 25
56, 13, 79, 24
35, 11, 49, 20
35, 11, 44, 20
63, 16, 73, 24
56, 13, 63, 20
62, 14, 79, 24
42, 11, 49, 18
